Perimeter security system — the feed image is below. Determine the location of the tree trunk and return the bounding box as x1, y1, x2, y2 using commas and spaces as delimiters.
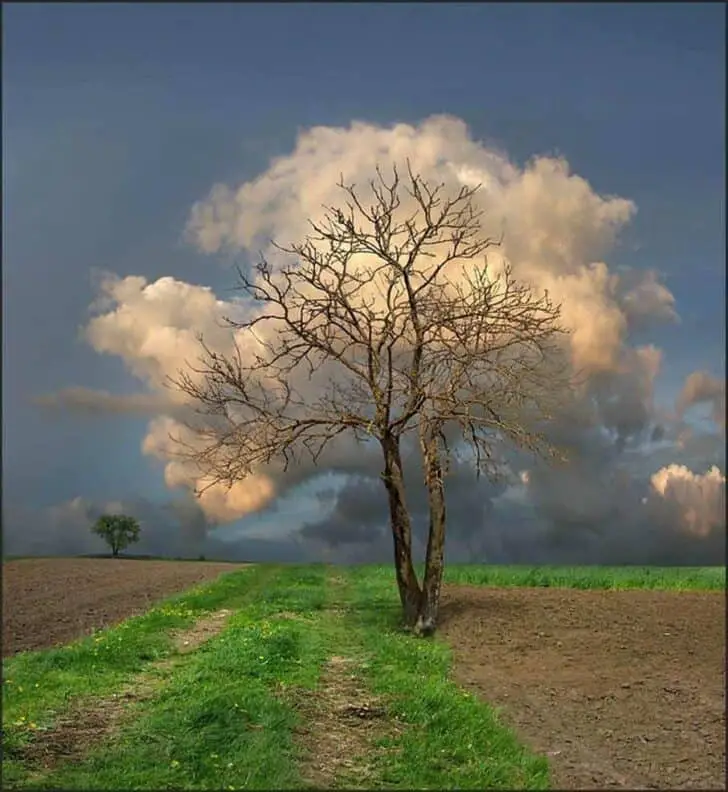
380, 432, 422, 626
415, 420, 447, 636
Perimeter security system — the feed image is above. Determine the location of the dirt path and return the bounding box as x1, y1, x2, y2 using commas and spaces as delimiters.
11, 609, 235, 779
2, 558, 245, 656
294, 654, 395, 788
439, 585, 726, 790
292, 575, 401, 789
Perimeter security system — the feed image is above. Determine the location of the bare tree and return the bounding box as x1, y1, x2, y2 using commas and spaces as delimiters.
172, 164, 572, 635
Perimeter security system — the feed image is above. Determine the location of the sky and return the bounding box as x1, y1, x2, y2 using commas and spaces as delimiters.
3, 3, 725, 564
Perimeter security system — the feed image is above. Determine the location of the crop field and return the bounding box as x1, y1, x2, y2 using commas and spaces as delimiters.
2, 560, 725, 790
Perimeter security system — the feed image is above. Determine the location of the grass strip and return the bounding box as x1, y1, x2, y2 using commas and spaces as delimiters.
339, 565, 726, 594
442, 564, 725, 590
339, 566, 550, 790
2, 565, 273, 781
12, 565, 336, 790
335, 564, 726, 591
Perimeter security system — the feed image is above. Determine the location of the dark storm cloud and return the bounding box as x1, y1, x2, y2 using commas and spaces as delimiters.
300, 476, 389, 548
590, 346, 662, 450
296, 379, 725, 567
298, 440, 507, 565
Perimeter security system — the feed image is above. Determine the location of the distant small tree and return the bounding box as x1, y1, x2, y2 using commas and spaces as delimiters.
91, 514, 140, 557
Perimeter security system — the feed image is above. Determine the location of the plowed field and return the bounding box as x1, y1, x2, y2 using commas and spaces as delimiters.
2, 558, 244, 656
439, 585, 726, 789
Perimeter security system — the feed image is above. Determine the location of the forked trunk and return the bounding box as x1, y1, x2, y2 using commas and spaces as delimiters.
380, 432, 422, 626
415, 420, 447, 636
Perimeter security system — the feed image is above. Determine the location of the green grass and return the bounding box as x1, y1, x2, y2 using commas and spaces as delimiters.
337, 563, 725, 594
30, 565, 334, 791
442, 564, 725, 590
1, 565, 272, 782
338, 566, 549, 789
2, 565, 272, 717
3, 561, 723, 790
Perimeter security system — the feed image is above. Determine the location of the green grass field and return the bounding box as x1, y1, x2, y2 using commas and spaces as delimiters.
442, 563, 725, 590
2, 563, 723, 789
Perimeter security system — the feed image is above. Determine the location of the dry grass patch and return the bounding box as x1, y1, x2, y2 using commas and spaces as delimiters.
294, 655, 401, 789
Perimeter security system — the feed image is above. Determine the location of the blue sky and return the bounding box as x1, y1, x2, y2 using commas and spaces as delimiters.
3, 3, 725, 561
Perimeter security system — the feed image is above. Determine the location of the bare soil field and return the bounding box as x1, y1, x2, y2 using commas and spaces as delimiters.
439, 585, 726, 790
2, 558, 244, 657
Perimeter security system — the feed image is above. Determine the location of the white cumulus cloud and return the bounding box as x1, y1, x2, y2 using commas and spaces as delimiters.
56, 115, 683, 525
650, 464, 725, 537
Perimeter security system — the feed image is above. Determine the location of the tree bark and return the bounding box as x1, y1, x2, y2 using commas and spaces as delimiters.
415, 420, 447, 636
380, 432, 422, 626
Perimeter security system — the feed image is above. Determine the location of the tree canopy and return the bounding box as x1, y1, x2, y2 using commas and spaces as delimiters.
172, 164, 572, 633
91, 514, 141, 557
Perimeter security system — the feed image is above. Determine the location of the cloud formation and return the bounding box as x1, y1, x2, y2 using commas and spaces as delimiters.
40, 115, 724, 564
676, 370, 725, 430
617, 268, 680, 330
187, 116, 643, 377
141, 415, 277, 523
84, 274, 235, 392
650, 464, 725, 538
